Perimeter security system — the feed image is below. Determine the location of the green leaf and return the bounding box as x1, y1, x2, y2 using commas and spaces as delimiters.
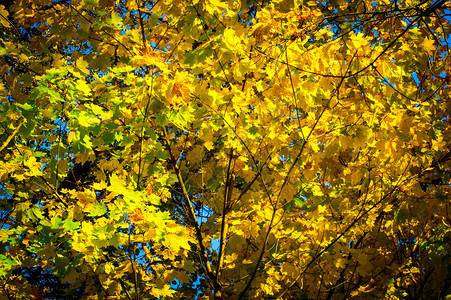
29, 206, 44, 222
156, 111, 168, 126
0, 255, 19, 277
294, 197, 305, 207
88, 201, 107, 217
156, 150, 168, 160
15, 102, 33, 111
40, 42, 53, 56
184, 52, 197, 66
394, 209, 410, 223
62, 219, 81, 232
102, 131, 115, 144
54, 255, 71, 277
283, 200, 294, 212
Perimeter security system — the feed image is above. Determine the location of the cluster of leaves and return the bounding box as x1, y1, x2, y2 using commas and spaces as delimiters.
0, 0, 450, 298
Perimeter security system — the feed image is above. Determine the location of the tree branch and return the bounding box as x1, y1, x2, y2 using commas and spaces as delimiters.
214, 148, 234, 297
162, 126, 218, 288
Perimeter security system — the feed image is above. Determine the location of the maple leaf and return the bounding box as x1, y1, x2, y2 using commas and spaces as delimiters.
421, 37, 436, 55
0, 0, 449, 299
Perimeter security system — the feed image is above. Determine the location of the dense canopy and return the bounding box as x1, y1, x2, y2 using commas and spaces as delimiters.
0, 0, 450, 298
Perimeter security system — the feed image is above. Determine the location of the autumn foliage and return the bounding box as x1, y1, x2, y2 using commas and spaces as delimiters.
0, 0, 450, 298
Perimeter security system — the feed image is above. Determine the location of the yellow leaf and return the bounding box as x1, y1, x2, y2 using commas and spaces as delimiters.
203, 136, 214, 150
223, 28, 242, 51
163, 223, 192, 253
350, 290, 359, 297
383, 205, 393, 213
349, 32, 368, 51
76, 57, 90, 74
72, 233, 88, 253
421, 37, 435, 55
205, 0, 227, 15
0, 5, 10, 28
335, 258, 347, 269
67, 131, 76, 143
24, 156, 43, 177
150, 285, 175, 297
92, 181, 107, 190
